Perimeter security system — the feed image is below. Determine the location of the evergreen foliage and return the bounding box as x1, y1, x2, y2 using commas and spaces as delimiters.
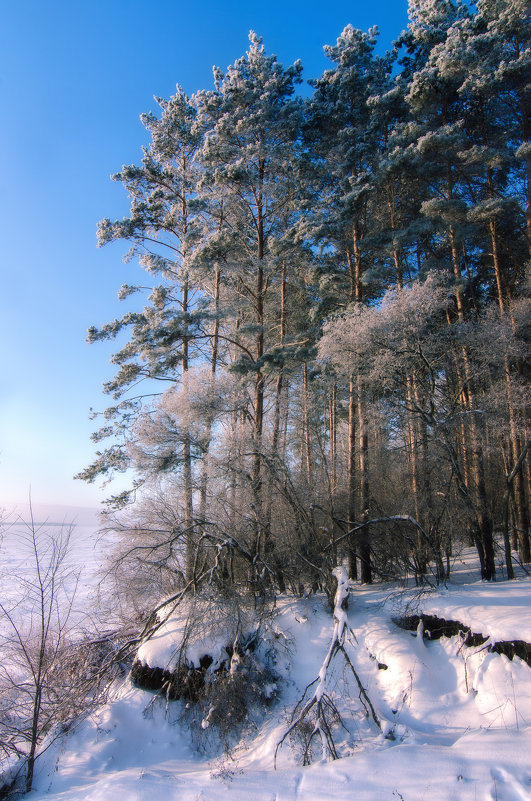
79, 4, 530, 595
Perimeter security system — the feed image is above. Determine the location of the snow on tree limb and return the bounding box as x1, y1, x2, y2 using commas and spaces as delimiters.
275, 566, 380, 766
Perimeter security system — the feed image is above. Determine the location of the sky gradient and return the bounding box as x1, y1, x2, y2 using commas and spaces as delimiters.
0, 0, 410, 511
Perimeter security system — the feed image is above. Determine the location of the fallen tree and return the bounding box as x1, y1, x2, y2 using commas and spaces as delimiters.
275, 566, 381, 765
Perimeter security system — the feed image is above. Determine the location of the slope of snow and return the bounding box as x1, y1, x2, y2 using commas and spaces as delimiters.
410, 579, 531, 642
22, 571, 531, 801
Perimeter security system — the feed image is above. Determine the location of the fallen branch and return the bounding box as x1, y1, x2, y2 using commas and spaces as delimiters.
275, 567, 380, 766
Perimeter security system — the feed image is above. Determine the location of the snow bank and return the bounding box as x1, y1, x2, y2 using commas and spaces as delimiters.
136, 598, 261, 673
412, 577, 531, 642
20, 575, 531, 801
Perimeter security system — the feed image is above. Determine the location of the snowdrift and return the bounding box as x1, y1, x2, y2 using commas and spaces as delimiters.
17, 565, 531, 801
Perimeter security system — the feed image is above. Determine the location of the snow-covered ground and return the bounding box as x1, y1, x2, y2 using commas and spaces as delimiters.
23, 568, 531, 798
2, 510, 531, 800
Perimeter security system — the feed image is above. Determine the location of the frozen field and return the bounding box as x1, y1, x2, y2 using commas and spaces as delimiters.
1, 504, 111, 626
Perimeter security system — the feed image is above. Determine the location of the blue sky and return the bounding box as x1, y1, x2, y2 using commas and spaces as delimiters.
0, 0, 409, 511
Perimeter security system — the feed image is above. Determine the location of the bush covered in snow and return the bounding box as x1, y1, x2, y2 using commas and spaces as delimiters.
131, 595, 283, 752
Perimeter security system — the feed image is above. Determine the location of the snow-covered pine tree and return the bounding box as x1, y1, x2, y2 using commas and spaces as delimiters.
398, 0, 499, 578
78, 86, 206, 579
192, 33, 306, 584
306, 25, 394, 583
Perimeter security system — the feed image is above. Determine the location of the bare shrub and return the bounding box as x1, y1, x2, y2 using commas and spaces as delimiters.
0, 512, 115, 796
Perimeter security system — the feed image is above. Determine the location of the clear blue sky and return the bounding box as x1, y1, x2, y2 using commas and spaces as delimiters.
0, 0, 409, 511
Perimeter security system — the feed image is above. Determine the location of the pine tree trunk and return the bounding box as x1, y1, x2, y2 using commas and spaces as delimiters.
347, 376, 358, 580
448, 225, 495, 579
328, 383, 338, 565
303, 363, 313, 487
357, 377, 372, 584
181, 276, 195, 583
488, 210, 530, 562
351, 224, 372, 582
271, 263, 287, 460
409, 378, 428, 575
329, 383, 337, 497
199, 265, 221, 523
267, 261, 288, 592
251, 166, 267, 569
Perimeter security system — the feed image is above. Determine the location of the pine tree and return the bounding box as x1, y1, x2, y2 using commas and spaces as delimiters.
307, 25, 394, 583
192, 33, 305, 577
77, 87, 207, 576
449, 0, 531, 561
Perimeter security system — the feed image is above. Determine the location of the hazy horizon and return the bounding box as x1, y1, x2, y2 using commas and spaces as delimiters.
2, 501, 101, 528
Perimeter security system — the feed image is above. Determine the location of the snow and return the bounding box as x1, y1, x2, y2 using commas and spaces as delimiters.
411, 579, 531, 642
0, 511, 111, 632
136, 612, 188, 671
3, 534, 531, 800
136, 597, 263, 672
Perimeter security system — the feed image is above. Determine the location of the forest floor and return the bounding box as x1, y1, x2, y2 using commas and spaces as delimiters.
18, 545, 531, 801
